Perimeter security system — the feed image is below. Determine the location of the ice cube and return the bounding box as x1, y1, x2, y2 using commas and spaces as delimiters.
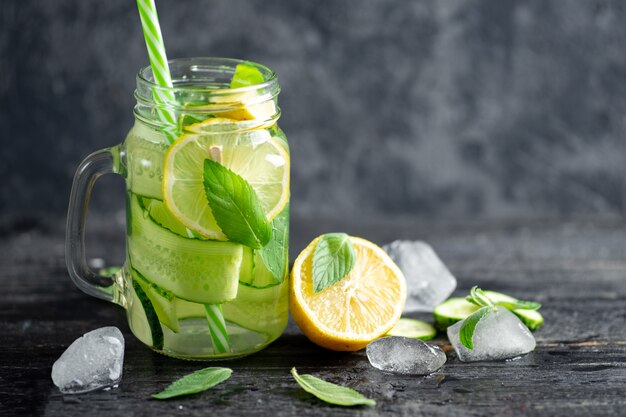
51, 327, 124, 394
366, 336, 447, 375
447, 308, 535, 362
383, 240, 457, 312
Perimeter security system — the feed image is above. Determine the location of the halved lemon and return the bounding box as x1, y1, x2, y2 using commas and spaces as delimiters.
291, 236, 407, 351
163, 118, 290, 240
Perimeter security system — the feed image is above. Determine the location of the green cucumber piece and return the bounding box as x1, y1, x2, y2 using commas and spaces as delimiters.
131, 280, 164, 350
221, 279, 289, 334
434, 292, 544, 331
133, 269, 180, 333
238, 250, 280, 289
386, 318, 437, 341
125, 123, 167, 200
484, 291, 544, 331
138, 196, 193, 238
433, 298, 478, 331
128, 194, 243, 304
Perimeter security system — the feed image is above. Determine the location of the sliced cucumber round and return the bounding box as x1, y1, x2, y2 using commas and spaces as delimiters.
434, 292, 544, 331
386, 318, 437, 341
484, 291, 544, 331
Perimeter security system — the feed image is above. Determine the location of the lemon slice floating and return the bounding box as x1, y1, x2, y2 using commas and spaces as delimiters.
163, 118, 290, 240
291, 236, 407, 351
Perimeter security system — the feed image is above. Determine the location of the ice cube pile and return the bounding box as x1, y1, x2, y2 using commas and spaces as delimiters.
366, 336, 446, 375
383, 240, 457, 312
447, 308, 536, 362
51, 326, 125, 394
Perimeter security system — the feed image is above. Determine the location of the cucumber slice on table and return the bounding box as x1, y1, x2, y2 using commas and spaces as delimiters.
434, 291, 544, 331
386, 318, 437, 341
131, 280, 164, 350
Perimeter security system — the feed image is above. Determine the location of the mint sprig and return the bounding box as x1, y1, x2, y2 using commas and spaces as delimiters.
291, 368, 375, 407
460, 286, 542, 349
466, 286, 541, 311
203, 159, 271, 249
312, 233, 356, 293
152, 367, 232, 400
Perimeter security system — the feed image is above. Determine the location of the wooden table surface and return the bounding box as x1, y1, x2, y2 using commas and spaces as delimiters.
1, 214, 625, 417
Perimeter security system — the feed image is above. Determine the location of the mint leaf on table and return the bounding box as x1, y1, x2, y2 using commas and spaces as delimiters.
258, 206, 289, 285
465, 286, 493, 308
152, 367, 232, 400
460, 305, 495, 350
493, 299, 541, 311
312, 233, 356, 293
203, 159, 271, 249
230, 63, 265, 88
291, 368, 375, 407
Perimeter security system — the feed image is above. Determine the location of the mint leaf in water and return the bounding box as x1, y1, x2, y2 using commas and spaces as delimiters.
230, 63, 265, 88
459, 305, 495, 350
152, 367, 232, 400
291, 368, 375, 407
312, 233, 356, 293
258, 206, 289, 285
203, 159, 271, 249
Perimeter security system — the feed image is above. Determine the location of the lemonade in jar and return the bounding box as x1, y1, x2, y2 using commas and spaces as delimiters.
66, 58, 290, 359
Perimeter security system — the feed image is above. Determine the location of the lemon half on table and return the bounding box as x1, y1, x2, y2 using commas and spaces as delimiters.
291, 236, 407, 351
162, 118, 290, 240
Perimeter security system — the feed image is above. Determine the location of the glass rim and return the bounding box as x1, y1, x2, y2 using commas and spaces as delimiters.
136, 57, 278, 95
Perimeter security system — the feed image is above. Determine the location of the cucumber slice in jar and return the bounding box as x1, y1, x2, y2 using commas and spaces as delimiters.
125, 123, 167, 200
221, 279, 289, 334
133, 269, 180, 333
386, 318, 437, 341
130, 280, 164, 350
128, 194, 243, 304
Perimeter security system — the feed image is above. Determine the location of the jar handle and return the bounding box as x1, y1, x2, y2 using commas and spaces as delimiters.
65, 146, 122, 303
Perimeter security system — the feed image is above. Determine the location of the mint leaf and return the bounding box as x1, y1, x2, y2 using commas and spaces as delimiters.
495, 300, 541, 311
466, 286, 493, 308
230, 63, 265, 88
258, 205, 289, 285
312, 233, 356, 293
152, 367, 232, 400
291, 368, 375, 407
460, 306, 495, 350
203, 159, 271, 249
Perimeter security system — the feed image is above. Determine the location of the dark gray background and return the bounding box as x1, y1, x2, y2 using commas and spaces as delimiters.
2, 0, 626, 220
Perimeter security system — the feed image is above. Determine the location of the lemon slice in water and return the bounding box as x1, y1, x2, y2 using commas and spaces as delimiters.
163, 118, 289, 240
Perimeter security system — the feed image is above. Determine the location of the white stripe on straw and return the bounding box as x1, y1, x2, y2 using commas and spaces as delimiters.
135, 0, 231, 354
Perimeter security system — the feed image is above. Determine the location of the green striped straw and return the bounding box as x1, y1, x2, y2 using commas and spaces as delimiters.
135, 0, 177, 144
135, 0, 231, 354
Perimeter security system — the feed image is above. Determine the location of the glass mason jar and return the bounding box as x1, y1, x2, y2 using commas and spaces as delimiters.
66, 58, 290, 359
